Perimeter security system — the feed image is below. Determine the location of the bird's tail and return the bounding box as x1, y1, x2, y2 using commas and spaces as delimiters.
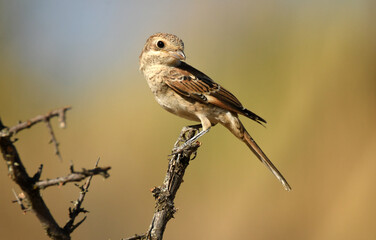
241, 123, 291, 191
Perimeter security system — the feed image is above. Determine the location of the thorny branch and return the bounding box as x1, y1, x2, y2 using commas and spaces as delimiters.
0, 107, 110, 240
2, 105, 71, 160
45, 118, 63, 160
125, 126, 201, 240
6, 106, 71, 135
35, 162, 111, 189
63, 159, 101, 233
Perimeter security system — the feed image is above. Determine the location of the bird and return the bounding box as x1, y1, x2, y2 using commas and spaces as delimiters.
139, 33, 291, 191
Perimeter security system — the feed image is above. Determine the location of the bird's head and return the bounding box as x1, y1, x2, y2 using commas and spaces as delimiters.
139, 33, 186, 71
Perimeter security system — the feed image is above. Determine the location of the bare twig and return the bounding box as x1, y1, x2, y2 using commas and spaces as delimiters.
0, 117, 70, 240
36, 164, 111, 189
45, 118, 63, 161
125, 126, 200, 240
6, 106, 71, 135
64, 158, 100, 233
0, 107, 111, 240
0, 106, 70, 161
124, 234, 146, 240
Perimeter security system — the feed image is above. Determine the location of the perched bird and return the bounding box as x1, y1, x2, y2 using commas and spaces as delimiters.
139, 33, 291, 191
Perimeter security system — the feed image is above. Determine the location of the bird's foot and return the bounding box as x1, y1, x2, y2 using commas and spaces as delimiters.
172, 128, 209, 155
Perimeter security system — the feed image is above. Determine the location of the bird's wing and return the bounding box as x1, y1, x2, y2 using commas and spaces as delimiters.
164, 62, 266, 125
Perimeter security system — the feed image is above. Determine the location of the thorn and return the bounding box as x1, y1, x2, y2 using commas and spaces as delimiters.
95, 157, 100, 167
31, 164, 43, 182
70, 161, 74, 173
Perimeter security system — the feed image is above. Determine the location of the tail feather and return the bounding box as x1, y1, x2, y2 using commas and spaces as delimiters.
243, 129, 291, 191
221, 114, 291, 191
242, 107, 267, 126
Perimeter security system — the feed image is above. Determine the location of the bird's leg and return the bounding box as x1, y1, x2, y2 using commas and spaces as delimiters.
183, 117, 213, 146
173, 118, 212, 154
173, 127, 210, 154
184, 127, 210, 146
186, 117, 214, 144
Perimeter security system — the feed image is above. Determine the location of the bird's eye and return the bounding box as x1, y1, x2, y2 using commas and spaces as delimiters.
157, 41, 165, 48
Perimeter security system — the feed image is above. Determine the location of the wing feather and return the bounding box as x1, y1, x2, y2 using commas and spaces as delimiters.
164, 62, 266, 124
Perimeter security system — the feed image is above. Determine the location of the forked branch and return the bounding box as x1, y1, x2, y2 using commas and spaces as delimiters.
0, 107, 110, 240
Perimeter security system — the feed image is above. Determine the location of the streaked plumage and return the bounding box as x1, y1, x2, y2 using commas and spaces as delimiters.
139, 33, 291, 191
165, 62, 267, 125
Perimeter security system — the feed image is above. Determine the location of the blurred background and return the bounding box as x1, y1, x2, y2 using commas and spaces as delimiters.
0, 0, 375, 239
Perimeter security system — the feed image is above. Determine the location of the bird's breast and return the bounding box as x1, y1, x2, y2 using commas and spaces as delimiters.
142, 66, 226, 124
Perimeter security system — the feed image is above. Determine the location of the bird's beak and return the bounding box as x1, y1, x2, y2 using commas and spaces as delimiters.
170, 50, 186, 61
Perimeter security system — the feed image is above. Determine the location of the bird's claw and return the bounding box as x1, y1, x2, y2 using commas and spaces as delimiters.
171, 140, 200, 155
